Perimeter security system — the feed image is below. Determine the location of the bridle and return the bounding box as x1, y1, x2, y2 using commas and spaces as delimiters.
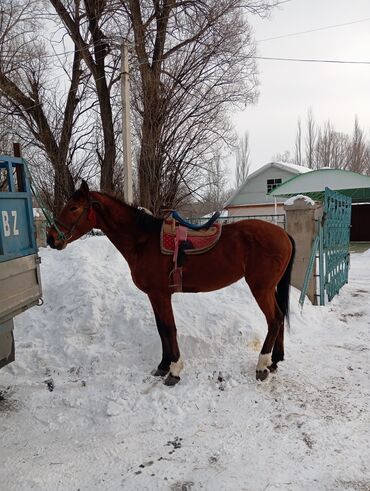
53, 200, 97, 243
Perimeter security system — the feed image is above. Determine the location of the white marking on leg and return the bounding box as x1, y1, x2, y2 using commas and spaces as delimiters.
256, 353, 272, 372
170, 357, 184, 377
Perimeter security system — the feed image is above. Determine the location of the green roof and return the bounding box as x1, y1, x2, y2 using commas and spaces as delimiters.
269, 168, 370, 203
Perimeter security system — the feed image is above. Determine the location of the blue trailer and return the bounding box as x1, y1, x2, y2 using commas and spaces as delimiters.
0, 156, 42, 368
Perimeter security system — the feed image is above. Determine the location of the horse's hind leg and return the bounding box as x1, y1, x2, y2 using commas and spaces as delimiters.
270, 319, 284, 372
148, 292, 183, 386
247, 285, 283, 380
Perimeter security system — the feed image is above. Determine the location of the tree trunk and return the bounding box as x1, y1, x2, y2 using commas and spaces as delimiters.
138, 78, 165, 214
53, 161, 75, 214
97, 77, 116, 193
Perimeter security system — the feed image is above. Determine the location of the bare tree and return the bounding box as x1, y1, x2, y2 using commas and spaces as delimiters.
294, 118, 302, 166
329, 131, 350, 169
315, 121, 352, 170
305, 108, 316, 169
288, 111, 370, 175
235, 132, 251, 187
205, 155, 231, 211
121, 0, 277, 214
350, 116, 368, 173
0, 104, 13, 154
48, 0, 122, 194
315, 120, 336, 168
0, 0, 91, 211
271, 150, 293, 163
1, 0, 281, 214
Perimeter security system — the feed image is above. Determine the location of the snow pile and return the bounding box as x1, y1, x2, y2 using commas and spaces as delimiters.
0, 236, 369, 490
284, 194, 316, 206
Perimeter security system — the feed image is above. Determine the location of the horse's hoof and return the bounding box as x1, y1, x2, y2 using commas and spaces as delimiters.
268, 363, 278, 373
151, 368, 169, 377
164, 374, 180, 386
256, 369, 269, 381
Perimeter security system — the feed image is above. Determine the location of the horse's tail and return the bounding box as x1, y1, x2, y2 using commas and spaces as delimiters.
276, 234, 296, 329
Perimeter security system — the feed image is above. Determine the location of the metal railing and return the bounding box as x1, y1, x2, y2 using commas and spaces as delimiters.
188, 214, 286, 229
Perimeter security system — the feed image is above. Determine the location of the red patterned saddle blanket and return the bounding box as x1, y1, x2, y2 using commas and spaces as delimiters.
160, 217, 222, 292
160, 218, 222, 256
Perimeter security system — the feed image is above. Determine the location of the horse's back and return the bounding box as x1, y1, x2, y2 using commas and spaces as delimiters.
224, 218, 290, 249
226, 219, 293, 285
179, 218, 292, 293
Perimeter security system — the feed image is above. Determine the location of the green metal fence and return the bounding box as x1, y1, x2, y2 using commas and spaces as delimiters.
322, 187, 352, 301
299, 187, 352, 306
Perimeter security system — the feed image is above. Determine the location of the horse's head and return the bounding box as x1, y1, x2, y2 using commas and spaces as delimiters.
47, 180, 97, 250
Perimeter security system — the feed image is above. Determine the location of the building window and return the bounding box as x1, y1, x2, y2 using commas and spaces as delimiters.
267, 178, 282, 193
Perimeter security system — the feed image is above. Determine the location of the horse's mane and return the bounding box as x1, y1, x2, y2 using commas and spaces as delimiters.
97, 191, 164, 232
70, 188, 164, 231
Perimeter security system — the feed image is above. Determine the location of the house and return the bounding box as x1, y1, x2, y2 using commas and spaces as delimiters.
269, 168, 370, 241
224, 161, 311, 217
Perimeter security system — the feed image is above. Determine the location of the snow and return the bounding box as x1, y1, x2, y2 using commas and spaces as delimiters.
1, 236, 370, 491
272, 161, 312, 174
284, 195, 316, 206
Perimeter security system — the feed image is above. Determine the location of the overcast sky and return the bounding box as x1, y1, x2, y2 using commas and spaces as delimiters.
232, 0, 370, 173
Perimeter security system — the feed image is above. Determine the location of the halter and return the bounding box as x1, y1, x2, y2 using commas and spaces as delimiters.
54, 200, 97, 243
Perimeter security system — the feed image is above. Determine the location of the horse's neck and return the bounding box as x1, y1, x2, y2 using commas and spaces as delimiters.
92, 192, 139, 253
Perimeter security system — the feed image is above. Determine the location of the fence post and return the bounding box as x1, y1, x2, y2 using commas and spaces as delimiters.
284, 198, 323, 305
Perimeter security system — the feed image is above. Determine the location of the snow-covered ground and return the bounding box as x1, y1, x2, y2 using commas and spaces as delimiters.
0, 237, 369, 491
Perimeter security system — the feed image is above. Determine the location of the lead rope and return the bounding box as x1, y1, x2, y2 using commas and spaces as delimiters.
24, 161, 67, 241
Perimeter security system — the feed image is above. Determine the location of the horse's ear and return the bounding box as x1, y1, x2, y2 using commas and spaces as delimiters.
80, 179, 90, 198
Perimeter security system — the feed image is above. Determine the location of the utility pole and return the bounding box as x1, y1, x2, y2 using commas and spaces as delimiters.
121, 40, 133, 203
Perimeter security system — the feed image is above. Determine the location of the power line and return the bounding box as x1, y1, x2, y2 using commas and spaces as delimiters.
4, 53, 370, 118
258, 16, 370, 42
1, 72, 111, 114
0, 42, 96, 62
254, 55, 370, 65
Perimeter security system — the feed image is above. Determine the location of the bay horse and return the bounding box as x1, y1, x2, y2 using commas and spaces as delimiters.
47, 181, 295, 386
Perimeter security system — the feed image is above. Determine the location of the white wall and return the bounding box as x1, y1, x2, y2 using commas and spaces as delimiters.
229, 166, 298, 206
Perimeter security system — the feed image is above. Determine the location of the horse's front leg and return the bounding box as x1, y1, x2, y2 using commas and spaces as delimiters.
148, 292, 183, 386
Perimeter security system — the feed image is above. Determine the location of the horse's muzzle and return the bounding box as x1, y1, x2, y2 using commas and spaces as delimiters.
47, 234, 65, 250
47, 234, 55, 248
47, 234, 67, 250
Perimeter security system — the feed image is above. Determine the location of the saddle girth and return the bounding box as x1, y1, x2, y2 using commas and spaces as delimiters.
160, 215, 222, 292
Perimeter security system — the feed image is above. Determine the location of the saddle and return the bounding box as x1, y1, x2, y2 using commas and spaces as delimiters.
160, 211, 222, 292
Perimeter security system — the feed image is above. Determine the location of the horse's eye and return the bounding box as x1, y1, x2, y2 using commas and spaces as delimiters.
70, 206, 78, 212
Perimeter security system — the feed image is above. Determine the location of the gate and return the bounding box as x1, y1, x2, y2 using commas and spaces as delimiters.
299, 187, 352, 306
